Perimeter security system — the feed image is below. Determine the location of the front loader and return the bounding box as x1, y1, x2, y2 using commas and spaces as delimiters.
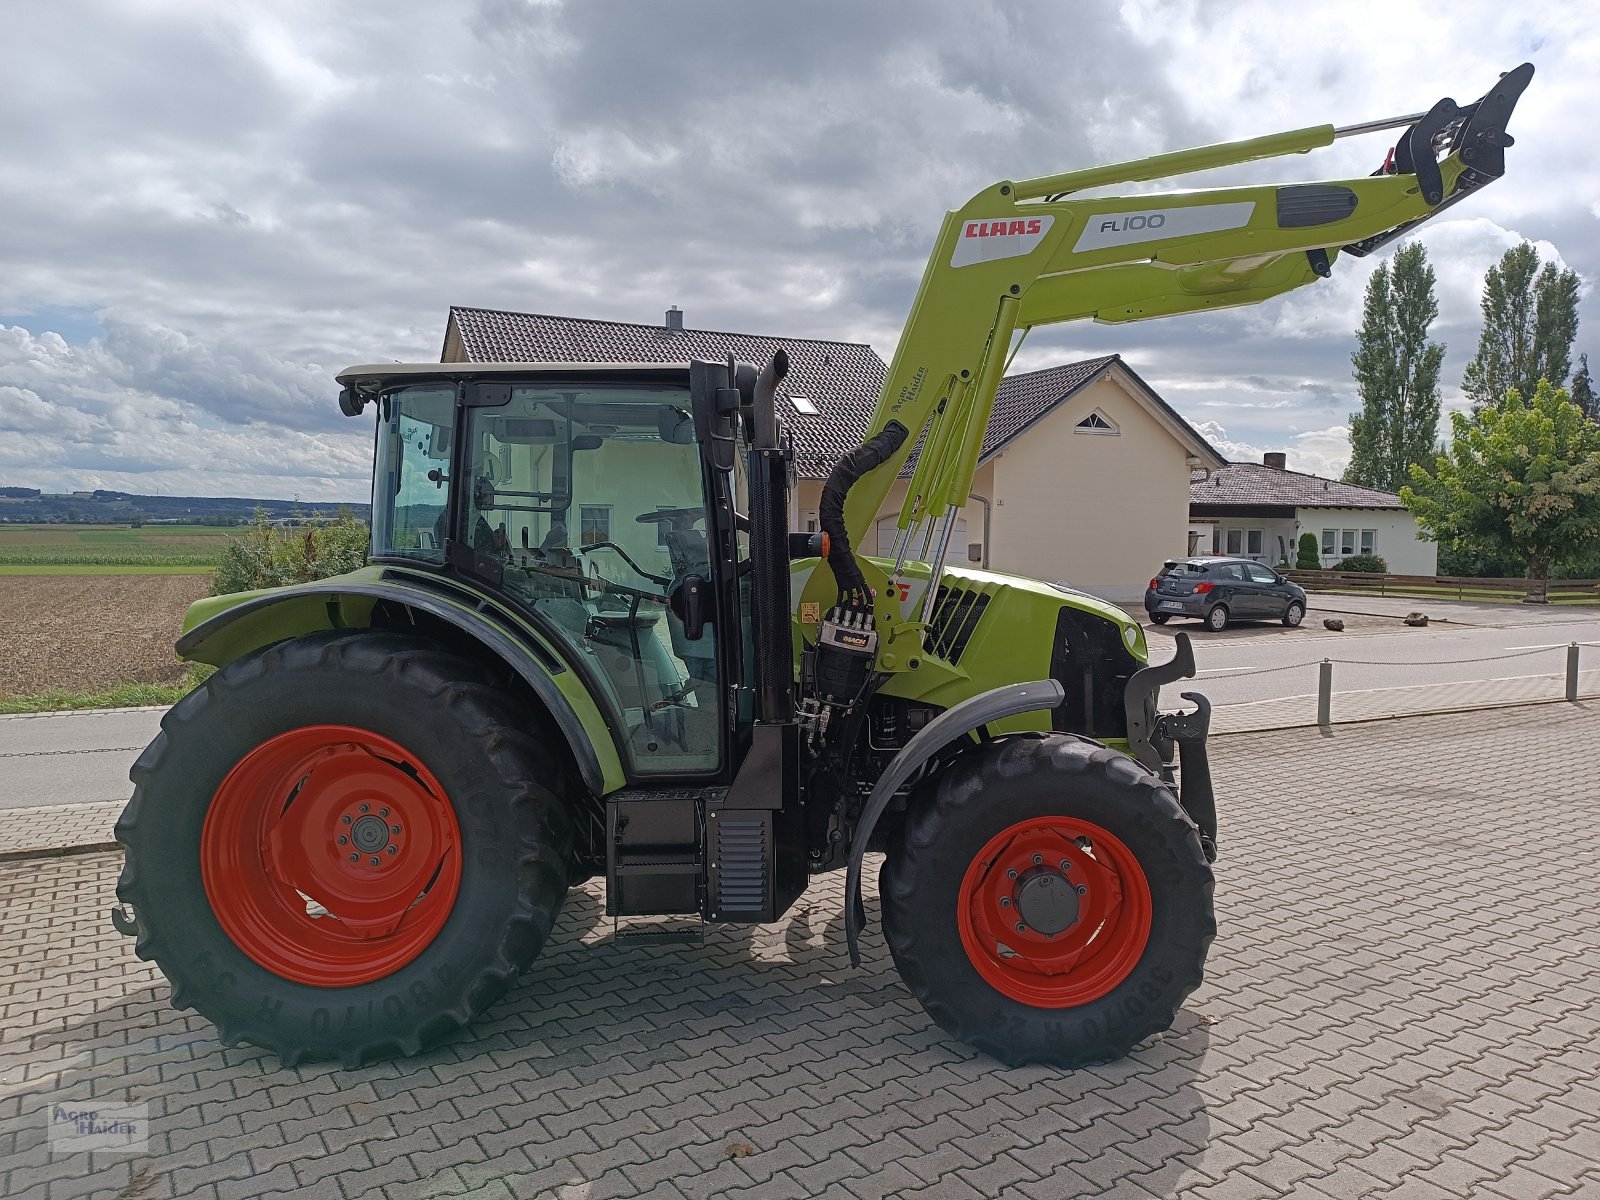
115, 65, 1533, 1066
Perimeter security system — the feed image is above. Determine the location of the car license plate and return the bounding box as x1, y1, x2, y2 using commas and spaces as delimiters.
1160, 600, 1183, 611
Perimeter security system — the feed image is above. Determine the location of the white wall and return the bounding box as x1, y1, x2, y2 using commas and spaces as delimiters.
1296, 508, 1437, 574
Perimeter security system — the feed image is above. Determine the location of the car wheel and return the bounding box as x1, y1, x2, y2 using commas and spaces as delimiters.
1204, 605, 1229, 632
1149, 613, 1170, 624
1283, 601, 1305, 627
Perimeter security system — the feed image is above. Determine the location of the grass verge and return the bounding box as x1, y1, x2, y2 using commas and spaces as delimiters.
0, 564, 216, 576
0, 666, 215, 715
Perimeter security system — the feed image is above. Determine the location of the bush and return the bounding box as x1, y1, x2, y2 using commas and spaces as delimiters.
1295, 532, 1321, 570
1334, 553, 1388, 573
213, 510, 370, 596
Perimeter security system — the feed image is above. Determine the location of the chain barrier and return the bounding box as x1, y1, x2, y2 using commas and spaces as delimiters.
0, 746, 145, 760
1198, 643, 1576, 681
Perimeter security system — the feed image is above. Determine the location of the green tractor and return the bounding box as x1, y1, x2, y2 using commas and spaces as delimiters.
115, 65, 1530, 1066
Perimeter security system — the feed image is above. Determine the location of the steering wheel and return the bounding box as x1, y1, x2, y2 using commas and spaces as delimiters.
572, 540, 670, 586
636, 507, 703, 532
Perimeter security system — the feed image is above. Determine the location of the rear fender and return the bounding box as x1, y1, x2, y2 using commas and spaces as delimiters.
844, 678, 1066, 966
176, 570, 622, 795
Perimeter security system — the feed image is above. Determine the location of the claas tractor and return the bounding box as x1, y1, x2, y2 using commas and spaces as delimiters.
114, 65, 1531, 1067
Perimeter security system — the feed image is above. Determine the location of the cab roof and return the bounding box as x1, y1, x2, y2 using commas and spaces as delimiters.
335, 361, 696, 394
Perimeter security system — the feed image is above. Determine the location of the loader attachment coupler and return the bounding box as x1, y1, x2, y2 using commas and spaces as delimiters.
1343, 61, 1532, 258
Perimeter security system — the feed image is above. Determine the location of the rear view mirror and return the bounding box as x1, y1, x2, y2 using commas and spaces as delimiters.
573, 434, 604, 451
657, 406, 696, 445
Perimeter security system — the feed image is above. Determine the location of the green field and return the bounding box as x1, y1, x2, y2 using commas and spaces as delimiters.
0, 524, 229, 572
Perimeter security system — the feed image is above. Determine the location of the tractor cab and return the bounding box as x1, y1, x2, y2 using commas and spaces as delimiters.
352, 362, 754, 780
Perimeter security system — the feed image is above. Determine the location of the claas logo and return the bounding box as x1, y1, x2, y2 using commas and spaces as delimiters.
964, 219, 1044, 238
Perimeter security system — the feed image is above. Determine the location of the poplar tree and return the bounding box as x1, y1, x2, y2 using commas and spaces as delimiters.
1345, 242, 1444, 492
1572, 353, 1596, 423
1461, 241, 1582, 411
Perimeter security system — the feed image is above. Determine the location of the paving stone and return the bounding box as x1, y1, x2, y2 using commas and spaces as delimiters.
3, 705, 1600, 1200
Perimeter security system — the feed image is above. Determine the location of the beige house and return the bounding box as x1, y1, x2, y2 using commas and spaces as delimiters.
443, 306, 1224, 598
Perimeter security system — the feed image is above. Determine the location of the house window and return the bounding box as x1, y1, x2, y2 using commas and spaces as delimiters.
1212, 528, 1222, 554
1360, 529, 1377, 555
1074, 410, 1119, 434
1225, 529, 1242, 555
1246, 530, 1263, 557
579, 505, 612, 546
1322, 529, 1336, 556
1341, 529, 1357, 556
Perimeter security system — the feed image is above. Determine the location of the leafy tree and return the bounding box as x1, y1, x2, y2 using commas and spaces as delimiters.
1345, 242, 1445, 491
1402, 381, 1600, 601
1295, 532, 1321, 570
1573, 353, 1596, 423
1462, 242, 1582, 412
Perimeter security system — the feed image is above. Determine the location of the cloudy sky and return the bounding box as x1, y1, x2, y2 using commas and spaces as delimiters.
1, 0, 1595, 501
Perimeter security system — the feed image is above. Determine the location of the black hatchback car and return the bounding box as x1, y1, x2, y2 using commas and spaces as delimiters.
1144, 556, 1307, 631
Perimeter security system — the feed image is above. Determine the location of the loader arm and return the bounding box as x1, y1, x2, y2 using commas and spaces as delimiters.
819, 63, 1532, 668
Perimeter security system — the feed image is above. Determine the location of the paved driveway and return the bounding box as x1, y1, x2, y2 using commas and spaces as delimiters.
2, 704, 1598, 1199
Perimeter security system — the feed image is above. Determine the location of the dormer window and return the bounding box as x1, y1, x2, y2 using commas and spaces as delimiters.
1074, 409, 1118, 434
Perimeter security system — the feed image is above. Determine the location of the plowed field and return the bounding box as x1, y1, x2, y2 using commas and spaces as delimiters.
0, 574, 210, 696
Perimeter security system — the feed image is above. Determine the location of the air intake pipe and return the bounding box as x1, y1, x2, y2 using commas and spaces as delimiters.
748, 351, 794, 722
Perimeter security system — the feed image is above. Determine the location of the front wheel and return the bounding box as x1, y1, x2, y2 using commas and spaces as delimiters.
116, 631, 574, 1066
881, 735, 1215, 1066
1283, 601, 1305, 627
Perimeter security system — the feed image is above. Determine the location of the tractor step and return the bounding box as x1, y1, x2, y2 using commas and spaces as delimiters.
611, 917, 704, 946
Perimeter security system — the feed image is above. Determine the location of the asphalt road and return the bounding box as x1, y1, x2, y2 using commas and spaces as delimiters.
1143, 597, 1600, 711
1, 707, 162, 811
5, 596, 1597, 812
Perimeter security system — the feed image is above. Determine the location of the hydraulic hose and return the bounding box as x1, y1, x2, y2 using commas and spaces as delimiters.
818, 421, 909, 608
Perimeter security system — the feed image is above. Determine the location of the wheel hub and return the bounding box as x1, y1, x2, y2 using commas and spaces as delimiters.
201, 726, 461, 987
957, 816, 1153, 1008
1014, 869, 1079, 935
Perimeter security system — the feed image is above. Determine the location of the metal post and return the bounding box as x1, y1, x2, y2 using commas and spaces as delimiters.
1318, 659, 1333, 726
1568, 642, 1580, 702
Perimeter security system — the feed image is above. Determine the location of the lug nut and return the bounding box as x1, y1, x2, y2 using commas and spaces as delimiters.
379, 807, 390, 818
358, 803, 369, 813
1015, 921, 1026, 933
1076, 885, 1087, 895
341, 815, 352, 825
1059, 860, 1070, 871
1032, 853, 1043, 865
348, 853, 359, 863
387, 846, 397, 856
1006, 869, 1018, 880
370, 857, 380, 866
391, 825, 401, 835
338, 836, 348, 846
999, 897, 1011, 908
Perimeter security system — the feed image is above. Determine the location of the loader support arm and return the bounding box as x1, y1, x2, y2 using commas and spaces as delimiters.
820, 63, 1533, 658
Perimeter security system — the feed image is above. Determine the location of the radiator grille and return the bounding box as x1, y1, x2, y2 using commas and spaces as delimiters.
715, 818, 768, 914
926, 586, 991, 663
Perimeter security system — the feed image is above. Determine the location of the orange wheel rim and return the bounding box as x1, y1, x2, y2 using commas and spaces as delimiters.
957, 816, 1152, 1007
200, 725, 461, 986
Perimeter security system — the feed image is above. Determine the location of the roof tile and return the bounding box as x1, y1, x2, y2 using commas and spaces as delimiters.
1191, 462, 1406, 509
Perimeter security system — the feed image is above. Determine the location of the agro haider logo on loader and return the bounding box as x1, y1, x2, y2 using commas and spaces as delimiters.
950, 215, 1053, 267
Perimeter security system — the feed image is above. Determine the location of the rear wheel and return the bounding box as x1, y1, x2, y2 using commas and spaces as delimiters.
1149, 612, 1170, 624
1204, 604, 1229, 631
882, 735, 1214, 1066
116, 631, 573, 1066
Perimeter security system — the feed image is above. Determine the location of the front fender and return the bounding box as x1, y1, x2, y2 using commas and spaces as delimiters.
843, 678, 1066, 966
176, 567, 622, 795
